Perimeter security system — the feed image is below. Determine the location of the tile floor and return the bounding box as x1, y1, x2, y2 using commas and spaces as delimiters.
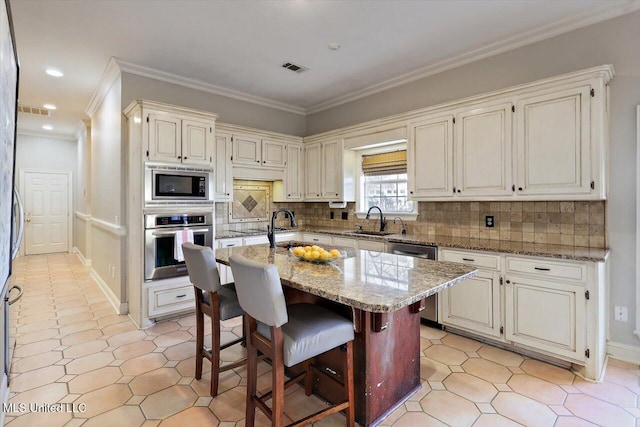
3, 253, 640, 426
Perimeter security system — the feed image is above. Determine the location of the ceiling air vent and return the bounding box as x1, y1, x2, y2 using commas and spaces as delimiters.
18, 104, 51, 116
282, 62, 308, 73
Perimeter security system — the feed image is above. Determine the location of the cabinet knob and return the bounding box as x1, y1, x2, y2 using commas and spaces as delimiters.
263, 160, 266, 163
288, 194, 291, 197
410, 191, 413, 194
226, 193, 230, 196
506, 279, 511, 284
256, 160, 260, 163
457, 189, 461, 193
317, 194, 320, 197
177, 156, 182, 159
518, 187, 523, 191
184, 157, 187, 160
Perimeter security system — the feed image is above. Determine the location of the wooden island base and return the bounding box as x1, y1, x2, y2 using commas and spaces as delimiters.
285, 288, 423, 426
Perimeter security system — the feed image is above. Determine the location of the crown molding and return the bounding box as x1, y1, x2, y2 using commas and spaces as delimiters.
305, 1, 640, 114
114, 58, 306, 116
85, 57, 122, 118
17, 130, 75, 142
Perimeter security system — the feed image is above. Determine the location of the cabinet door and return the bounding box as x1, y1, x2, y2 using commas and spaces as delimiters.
232, 134, 261, 166
181, 119, 212, 165
218, 238, 243, 284
408, 115, 454, 198
516, 85, 591, 196
441, 270, 502, 338
505, 275, 586, 362
455, 102, 513, 196
285, 143, 304, 200
214, 133, 233, 202
357, 239, 385, 252
322, 140, 343, 200
331, 236, 357, 248
148, 113, 182, 163
261, 139, 286, 169
304, 143, 322, 199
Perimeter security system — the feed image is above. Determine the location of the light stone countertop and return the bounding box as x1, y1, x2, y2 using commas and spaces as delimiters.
215, 244, 477, 313
216, 228, 609, 262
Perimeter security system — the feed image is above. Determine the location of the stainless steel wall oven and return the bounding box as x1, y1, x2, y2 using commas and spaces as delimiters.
144, 213, 213, 281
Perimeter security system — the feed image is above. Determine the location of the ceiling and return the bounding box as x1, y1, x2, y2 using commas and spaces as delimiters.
10, 0, 640, 138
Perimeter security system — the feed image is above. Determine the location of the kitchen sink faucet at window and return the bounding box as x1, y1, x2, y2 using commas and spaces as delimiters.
366, 206, 387, 232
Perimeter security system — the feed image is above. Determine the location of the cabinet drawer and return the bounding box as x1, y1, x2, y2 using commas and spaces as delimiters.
357, 239, 386, 252
218, 238, 243, 248
332, 237, 357, 248
149, 285, 195, 317
441, 249, 500, 271
505, 257, 586, 282
243, 235, 269, 246
302, 233, 332, 245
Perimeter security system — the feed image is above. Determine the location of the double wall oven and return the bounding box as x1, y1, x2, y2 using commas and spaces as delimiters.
144, 212, 213, 281
143, 163, 215, 282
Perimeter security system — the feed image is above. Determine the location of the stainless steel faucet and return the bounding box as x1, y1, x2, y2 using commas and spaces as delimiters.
393, 217, 406, 235
365, 206, 387, 232
268, 209, 297, 248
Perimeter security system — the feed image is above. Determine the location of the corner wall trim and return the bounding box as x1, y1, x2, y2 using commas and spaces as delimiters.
90, 217, 126, 236
72, 247, 91, 267
85, 57, 122, 118
89, 269, 128, 315
607, 341, 640, 365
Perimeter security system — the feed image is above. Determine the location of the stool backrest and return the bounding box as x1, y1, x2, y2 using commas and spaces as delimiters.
229, 254, 288, 327
182, 243, 222, 293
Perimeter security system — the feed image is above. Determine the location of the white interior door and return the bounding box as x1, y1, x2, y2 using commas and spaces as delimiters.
23, 171, 70, 255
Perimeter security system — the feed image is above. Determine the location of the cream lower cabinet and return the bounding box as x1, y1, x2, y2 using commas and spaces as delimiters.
440, 249, 502, 338
217, 238, 243, 285
441, 248, 605, 380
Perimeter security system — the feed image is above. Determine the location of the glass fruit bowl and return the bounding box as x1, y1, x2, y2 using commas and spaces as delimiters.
289, 246, 344, 264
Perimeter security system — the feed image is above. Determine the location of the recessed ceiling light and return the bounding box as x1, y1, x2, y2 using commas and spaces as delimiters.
42, 124, 53, 130
46, 69, 64, 77
43, 104, 56, 110
328, 42, 341, 51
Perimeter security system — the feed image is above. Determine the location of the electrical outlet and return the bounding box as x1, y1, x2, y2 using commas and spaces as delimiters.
341, 212, 348, 220
485, 215, 494, 228
614, 305, 628, 322
330, 212, 335, 220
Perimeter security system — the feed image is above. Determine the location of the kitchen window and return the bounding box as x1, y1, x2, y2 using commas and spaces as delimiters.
357, 148, 418, 220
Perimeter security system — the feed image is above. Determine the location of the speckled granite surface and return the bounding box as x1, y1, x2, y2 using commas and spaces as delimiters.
215, 244, 477, 313
216, 228, 608, 262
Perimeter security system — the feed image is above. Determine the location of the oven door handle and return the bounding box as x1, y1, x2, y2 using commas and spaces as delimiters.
151, 228, 211, 236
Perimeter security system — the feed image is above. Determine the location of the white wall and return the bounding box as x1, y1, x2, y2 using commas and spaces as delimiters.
15, 133, 77, 186
90, 76, 125, 305
306, 11, 640, 347
120, 72, 306, 137
74, 122, 91, 260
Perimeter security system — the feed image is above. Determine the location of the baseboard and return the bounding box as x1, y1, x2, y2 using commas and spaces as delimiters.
89, 269, 128, 315
606, 340, 640, 365
72, 247, 92, 267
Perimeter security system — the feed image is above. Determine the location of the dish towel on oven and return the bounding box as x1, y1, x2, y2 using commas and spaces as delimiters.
174, 229, 195, 262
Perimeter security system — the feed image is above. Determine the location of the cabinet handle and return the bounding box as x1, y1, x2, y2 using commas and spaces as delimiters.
176, 294, 187, 298
462, 258, 475, 262
518, 187, 523, 191
534, 267, 550, 271
453, 187, 456, 194
227, 244, 235, 247
512, 185, 515, 192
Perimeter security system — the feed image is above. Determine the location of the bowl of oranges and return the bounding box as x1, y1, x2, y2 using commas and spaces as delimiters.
290, 245, 343, 264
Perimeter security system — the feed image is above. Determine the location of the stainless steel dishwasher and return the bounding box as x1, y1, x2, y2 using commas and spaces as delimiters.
387, 242, 440, 327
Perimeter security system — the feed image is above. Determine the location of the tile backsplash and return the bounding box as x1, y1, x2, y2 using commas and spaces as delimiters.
217, 190, 606, 248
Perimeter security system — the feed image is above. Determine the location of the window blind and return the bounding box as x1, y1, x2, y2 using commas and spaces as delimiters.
361, 150, 407, 176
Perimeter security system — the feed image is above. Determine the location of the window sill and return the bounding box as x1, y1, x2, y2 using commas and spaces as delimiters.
355, 212, 418, 221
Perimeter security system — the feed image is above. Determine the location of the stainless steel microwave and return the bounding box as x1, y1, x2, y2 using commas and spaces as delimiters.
144, 164, 213, 206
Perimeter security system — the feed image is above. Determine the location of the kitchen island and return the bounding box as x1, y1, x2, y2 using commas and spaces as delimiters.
215, 243, 477, 426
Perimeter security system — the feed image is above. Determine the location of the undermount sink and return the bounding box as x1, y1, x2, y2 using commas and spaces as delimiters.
346, 230, 394, 236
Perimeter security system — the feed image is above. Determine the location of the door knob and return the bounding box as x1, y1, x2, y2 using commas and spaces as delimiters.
26, 217, 31, 222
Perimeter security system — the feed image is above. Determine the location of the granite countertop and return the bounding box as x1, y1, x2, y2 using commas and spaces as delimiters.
216, 227, 608, 262
215, 244, 477, 313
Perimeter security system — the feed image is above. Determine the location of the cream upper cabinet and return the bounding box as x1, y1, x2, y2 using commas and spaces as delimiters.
304, 139, 355, 202
182, 119, 213, 165
284, 143, 304, 200
304, 142, 322, 199
407, 115, 454, 198
261, 139, 286, 168
455, 102, 513, 197
321, 140, 342, 199
214, 133, 233, 202
147, 112, 214, 166
232, 133, 261, 166
515, 85, 592, 196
